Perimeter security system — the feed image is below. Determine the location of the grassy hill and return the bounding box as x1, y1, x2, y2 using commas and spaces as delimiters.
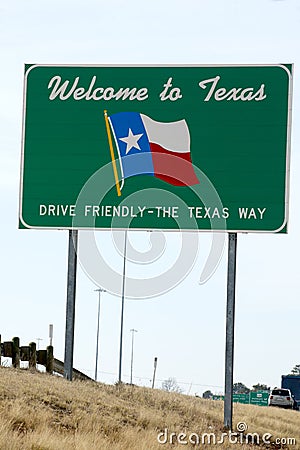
0, 367, 299, 449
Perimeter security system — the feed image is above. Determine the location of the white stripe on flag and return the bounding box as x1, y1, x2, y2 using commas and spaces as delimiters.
140, 114, 190, 153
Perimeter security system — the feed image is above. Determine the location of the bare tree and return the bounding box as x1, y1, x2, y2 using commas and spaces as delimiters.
252, 383, 270, 392
161, 377, 182, 393
290, 364, 300, 375
233, 382, 250, 394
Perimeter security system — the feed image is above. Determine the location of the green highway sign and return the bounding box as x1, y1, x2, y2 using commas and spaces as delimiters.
226, 391, 269, 406
212, 392, 269, 406
212, 395, 224, 401
233, 393, 250, 404
249, 391, 269, 406
19, 64, 292, 232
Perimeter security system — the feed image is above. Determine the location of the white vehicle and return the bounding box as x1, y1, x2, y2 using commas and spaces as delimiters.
268, 388, 294, 409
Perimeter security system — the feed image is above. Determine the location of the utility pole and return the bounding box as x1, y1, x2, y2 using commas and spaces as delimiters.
130, 329, 138, 385
152, 357, 158, 389
94, 288, 106, 381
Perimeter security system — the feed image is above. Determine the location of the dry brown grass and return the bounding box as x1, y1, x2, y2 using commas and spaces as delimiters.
0, 367, 299, 449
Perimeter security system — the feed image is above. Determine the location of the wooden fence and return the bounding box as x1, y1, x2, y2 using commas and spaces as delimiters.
0, 335, 54, 373
0, 335, 93, 381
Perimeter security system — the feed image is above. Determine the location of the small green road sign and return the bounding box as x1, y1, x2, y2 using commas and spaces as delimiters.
212, 395, 224, 401
20, 64, 292, 232
249, 391, 269, 406
232, 393, 250, 404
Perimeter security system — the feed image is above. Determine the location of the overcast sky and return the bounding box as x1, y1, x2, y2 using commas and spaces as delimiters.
1, 0, 300, 395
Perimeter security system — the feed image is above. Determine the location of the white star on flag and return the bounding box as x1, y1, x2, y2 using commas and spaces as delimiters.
119, 128, 144, 154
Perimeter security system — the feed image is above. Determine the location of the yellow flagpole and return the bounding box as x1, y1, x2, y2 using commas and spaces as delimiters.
104, 110, 121, 197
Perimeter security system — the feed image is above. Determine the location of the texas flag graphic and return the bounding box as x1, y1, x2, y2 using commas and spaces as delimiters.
107, 112, 199, 190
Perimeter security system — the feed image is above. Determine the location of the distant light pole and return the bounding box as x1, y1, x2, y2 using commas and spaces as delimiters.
130, 328, 138, 385
36, 338, 43, 350
94, 288, 106, 381
118, 230, 128, 383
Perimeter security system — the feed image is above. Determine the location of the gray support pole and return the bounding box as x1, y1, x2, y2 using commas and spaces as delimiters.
118, 230, 128, 383
64, 230, 78, 381
224, 232, 237, 430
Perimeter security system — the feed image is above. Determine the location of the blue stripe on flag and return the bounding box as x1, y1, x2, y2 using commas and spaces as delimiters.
109, 112, 154, 179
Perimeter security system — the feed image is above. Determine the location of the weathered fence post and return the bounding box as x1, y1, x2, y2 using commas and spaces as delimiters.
12, 337, 20, 368
29, 342, 37, 369
37, 350, 47, 367
46, 345, 54, 374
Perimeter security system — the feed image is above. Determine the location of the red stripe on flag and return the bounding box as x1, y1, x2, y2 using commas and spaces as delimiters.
150, 143, 199, 186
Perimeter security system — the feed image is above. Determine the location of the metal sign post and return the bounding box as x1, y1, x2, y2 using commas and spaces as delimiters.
64, 230, 78, 381
118, 230, 128, 383
224, 233, 237, 429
